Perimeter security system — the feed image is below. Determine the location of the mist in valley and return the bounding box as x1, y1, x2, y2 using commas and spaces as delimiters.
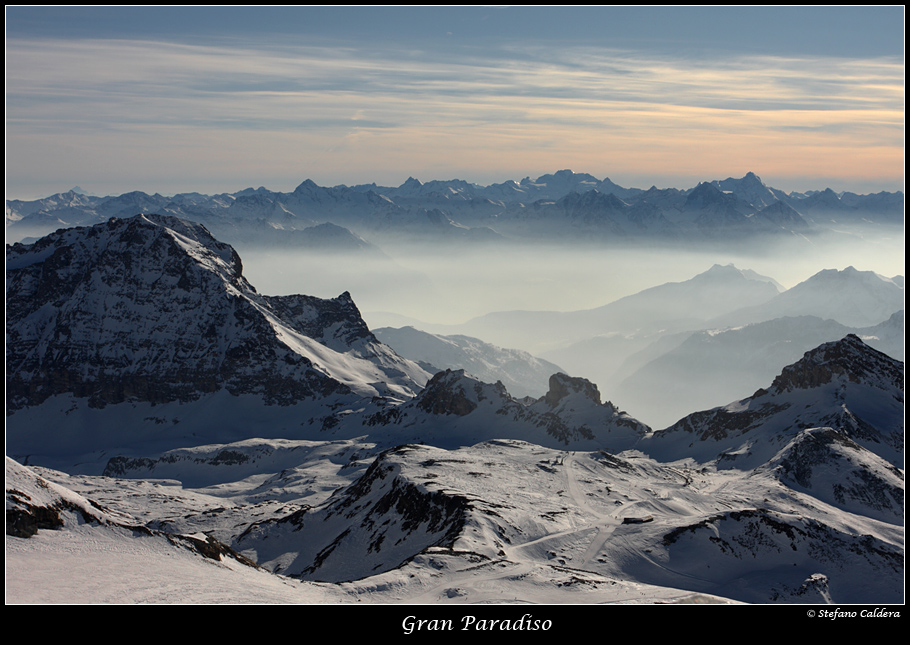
238, 223, 904, 429
241, 228, 902, 328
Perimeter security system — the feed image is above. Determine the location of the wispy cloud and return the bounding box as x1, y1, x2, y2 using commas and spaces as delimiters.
5, 35, 904, 195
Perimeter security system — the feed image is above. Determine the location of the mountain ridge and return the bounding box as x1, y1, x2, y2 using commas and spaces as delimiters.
643, 334, 904, 470
5, 214, 434, 460
6, 212, 903, 605
7, 171, 902, 247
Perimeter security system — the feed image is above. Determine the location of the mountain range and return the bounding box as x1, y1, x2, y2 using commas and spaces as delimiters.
383, 262, 902, 429
5, 212, 904, 605
373, 326, 565, 399
6, 171, 903, 250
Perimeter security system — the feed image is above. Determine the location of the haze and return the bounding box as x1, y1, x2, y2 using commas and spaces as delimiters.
238, 231, 904, 330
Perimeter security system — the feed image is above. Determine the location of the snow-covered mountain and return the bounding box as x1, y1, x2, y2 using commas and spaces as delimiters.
345, 369, 650, 452
710, 171, 785, 210
610, 313, 904, 429
644, 334, 904, 470
7, 449, 747, 604
453, 263, 782, 353
757, 427, 904, 524
6, 454, 264, 584
6, 214, 431, 459
6, 455, 348, 604
6, 214, 658, 466
10, 409, 903, 603
710, 266, 904, 329
373, 326, 564, 398
7, 171, 902, 247
6, 213, 903, 606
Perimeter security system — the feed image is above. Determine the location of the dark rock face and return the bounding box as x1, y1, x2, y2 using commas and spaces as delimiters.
543, 373, 602, 407
170, 533, 260, 567
318, 449, 469, 564
6, 504, 65, 538
4, 214, 382, 412
771, 334, 904, 394
102, 457, 159, 478
768, 427, 904, 523
415, 370, 481, 416
234, 446, 470, 582
388, 368, 648, 450
266, 291, 376, 349
663, 403, 790, 443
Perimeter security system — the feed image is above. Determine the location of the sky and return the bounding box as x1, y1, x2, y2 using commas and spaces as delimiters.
5, 6, 905, 200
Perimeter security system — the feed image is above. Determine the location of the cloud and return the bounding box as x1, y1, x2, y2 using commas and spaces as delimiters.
5, 36, 904, 195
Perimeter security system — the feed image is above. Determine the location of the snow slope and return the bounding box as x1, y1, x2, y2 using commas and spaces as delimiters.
7, 455, 739, 605
374, 326, 564, 399
6, 214, 431, 460
6, 214, 903, 606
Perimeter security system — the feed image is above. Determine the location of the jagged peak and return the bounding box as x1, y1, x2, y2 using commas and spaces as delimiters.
415, 369, 510, 417
332, 290, 361, 312
293, 178, 320, 193
770, 334, 903, 394
542, 373, 602, 407
400, 176, 423, 189
683, 182, 732, 208
416, 369, 479, 416
558, 188, 626, 208
8, 213, 241, 276
691, 181, 720, 193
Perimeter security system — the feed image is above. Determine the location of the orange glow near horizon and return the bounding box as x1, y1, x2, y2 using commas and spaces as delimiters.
5, 36, 904, 197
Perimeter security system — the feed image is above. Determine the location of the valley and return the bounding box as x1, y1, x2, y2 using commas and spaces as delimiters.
5, 171, 904, 606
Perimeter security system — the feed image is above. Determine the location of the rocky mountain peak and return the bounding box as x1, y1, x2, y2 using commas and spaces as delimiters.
770, 334, 903, 394
647, 332, 903, 470
415, 369, 477, 416
414, 369, 508, 416
7, 213, 249, 298
681, 182, 746, 218
687, 181, 723, 199
543, 373, 602, 407
293, 179, 320, 192
558, 189, 627, 211
6, 214, 427, 416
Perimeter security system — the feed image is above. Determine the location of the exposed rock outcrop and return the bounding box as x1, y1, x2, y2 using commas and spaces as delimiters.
6, 214, 428, 414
